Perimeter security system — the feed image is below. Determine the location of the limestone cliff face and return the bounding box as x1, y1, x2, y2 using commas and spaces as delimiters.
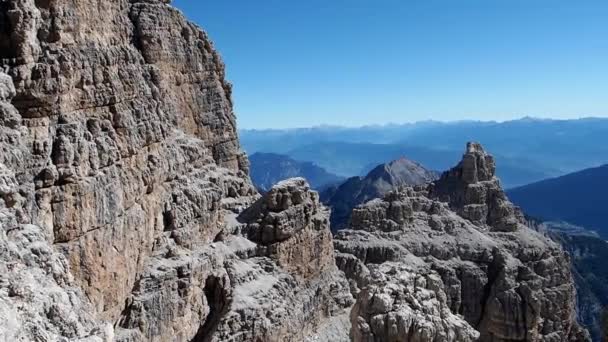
335, 143, 589, 342
0, 1, 349, 341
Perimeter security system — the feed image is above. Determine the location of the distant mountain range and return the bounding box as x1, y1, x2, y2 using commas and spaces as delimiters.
508, 164, 608, 238
241, 117, 608, 188
248, 152, 343, 192
321, 158, 438, 231
287, 141, 553, 188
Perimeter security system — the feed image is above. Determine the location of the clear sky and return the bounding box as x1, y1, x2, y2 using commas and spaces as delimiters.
172, 0, 608, 129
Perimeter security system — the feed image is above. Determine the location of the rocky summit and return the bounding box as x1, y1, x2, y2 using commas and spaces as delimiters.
0, 1, 590, 342
335, 143, 589, 341
322, 157, 438, 231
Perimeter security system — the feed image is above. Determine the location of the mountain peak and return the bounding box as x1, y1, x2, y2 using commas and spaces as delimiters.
322, 157, 437, 230
459, 142, 496, 183
369, 157, 437, 187
430, 143, 523, 232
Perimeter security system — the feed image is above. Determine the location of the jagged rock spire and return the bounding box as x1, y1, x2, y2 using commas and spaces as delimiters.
460, 142, 496, 183
430, 142, 524, 232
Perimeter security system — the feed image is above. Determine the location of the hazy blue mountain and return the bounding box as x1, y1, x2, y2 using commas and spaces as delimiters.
248, 152, 343, 192
398, 117, 608, 174
321, 158, 438, 231
508, 164, 608, 237
240, 117, 608, 180
285, 141, 553, 188
240, 121, 444, 154
287, 141, 459, 176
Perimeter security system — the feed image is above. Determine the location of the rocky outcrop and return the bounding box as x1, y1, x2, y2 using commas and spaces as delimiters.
117, 179, 352, 342
0, 1, 349, 341
429, 142, 525, 232
351, 262, 480, 342
335, 143, 589, 341
322, 157, 438, 231
239, 178, 336, 278
206, 178, 353, 342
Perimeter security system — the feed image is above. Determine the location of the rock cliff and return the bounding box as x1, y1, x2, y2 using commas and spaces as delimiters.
0, 1, 349, 341
335, 143, 589, 341
0, 1, 589, 341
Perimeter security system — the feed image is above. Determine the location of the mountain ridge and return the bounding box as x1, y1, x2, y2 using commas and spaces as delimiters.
508, 164, 608, 237
241, 117, 608, 187
334, 142, 589, 341
321, 157, 438, 231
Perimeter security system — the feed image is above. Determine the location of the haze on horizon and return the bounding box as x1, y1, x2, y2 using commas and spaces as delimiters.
173, 0, 608, 129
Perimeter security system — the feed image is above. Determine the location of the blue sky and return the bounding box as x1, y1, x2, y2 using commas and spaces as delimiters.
172, 0, 608, 129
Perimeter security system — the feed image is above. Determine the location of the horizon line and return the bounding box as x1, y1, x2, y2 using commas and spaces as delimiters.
238, 115, 608, 131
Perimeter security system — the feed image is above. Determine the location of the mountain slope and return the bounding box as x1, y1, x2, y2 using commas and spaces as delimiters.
322, 158, 438, 231
545, 224, 608, 342
248, 152, 343, 192
508, 165, 608, 237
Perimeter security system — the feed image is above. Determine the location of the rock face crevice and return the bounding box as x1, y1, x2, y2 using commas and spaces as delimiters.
191, 275, 231, 342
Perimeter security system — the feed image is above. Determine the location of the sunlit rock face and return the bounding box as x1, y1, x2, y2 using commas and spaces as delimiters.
0, 0, 590, 341
0, 1, 350, 341
429, 142, 525, 232
335, 143, 590, 342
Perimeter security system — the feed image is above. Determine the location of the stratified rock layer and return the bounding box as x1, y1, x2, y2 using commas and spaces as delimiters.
335, 143, 589, 342
0, 0, 590, 341
0, 1, 349, 341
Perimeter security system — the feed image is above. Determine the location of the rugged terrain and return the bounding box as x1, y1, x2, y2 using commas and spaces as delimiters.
0, 1, 590, 341
0, 1, 350, 341
334, 143, 589, 341
542, 223, 608, 341
322, 157, 437, 231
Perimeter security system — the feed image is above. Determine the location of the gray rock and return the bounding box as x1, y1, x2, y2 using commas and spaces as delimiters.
335, 143, 590, 341
0, 0, 591, 340
322, 157, 438, 231
429, 142, 525, 232
351, 263, 479, 342
0, 1, 349, 341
